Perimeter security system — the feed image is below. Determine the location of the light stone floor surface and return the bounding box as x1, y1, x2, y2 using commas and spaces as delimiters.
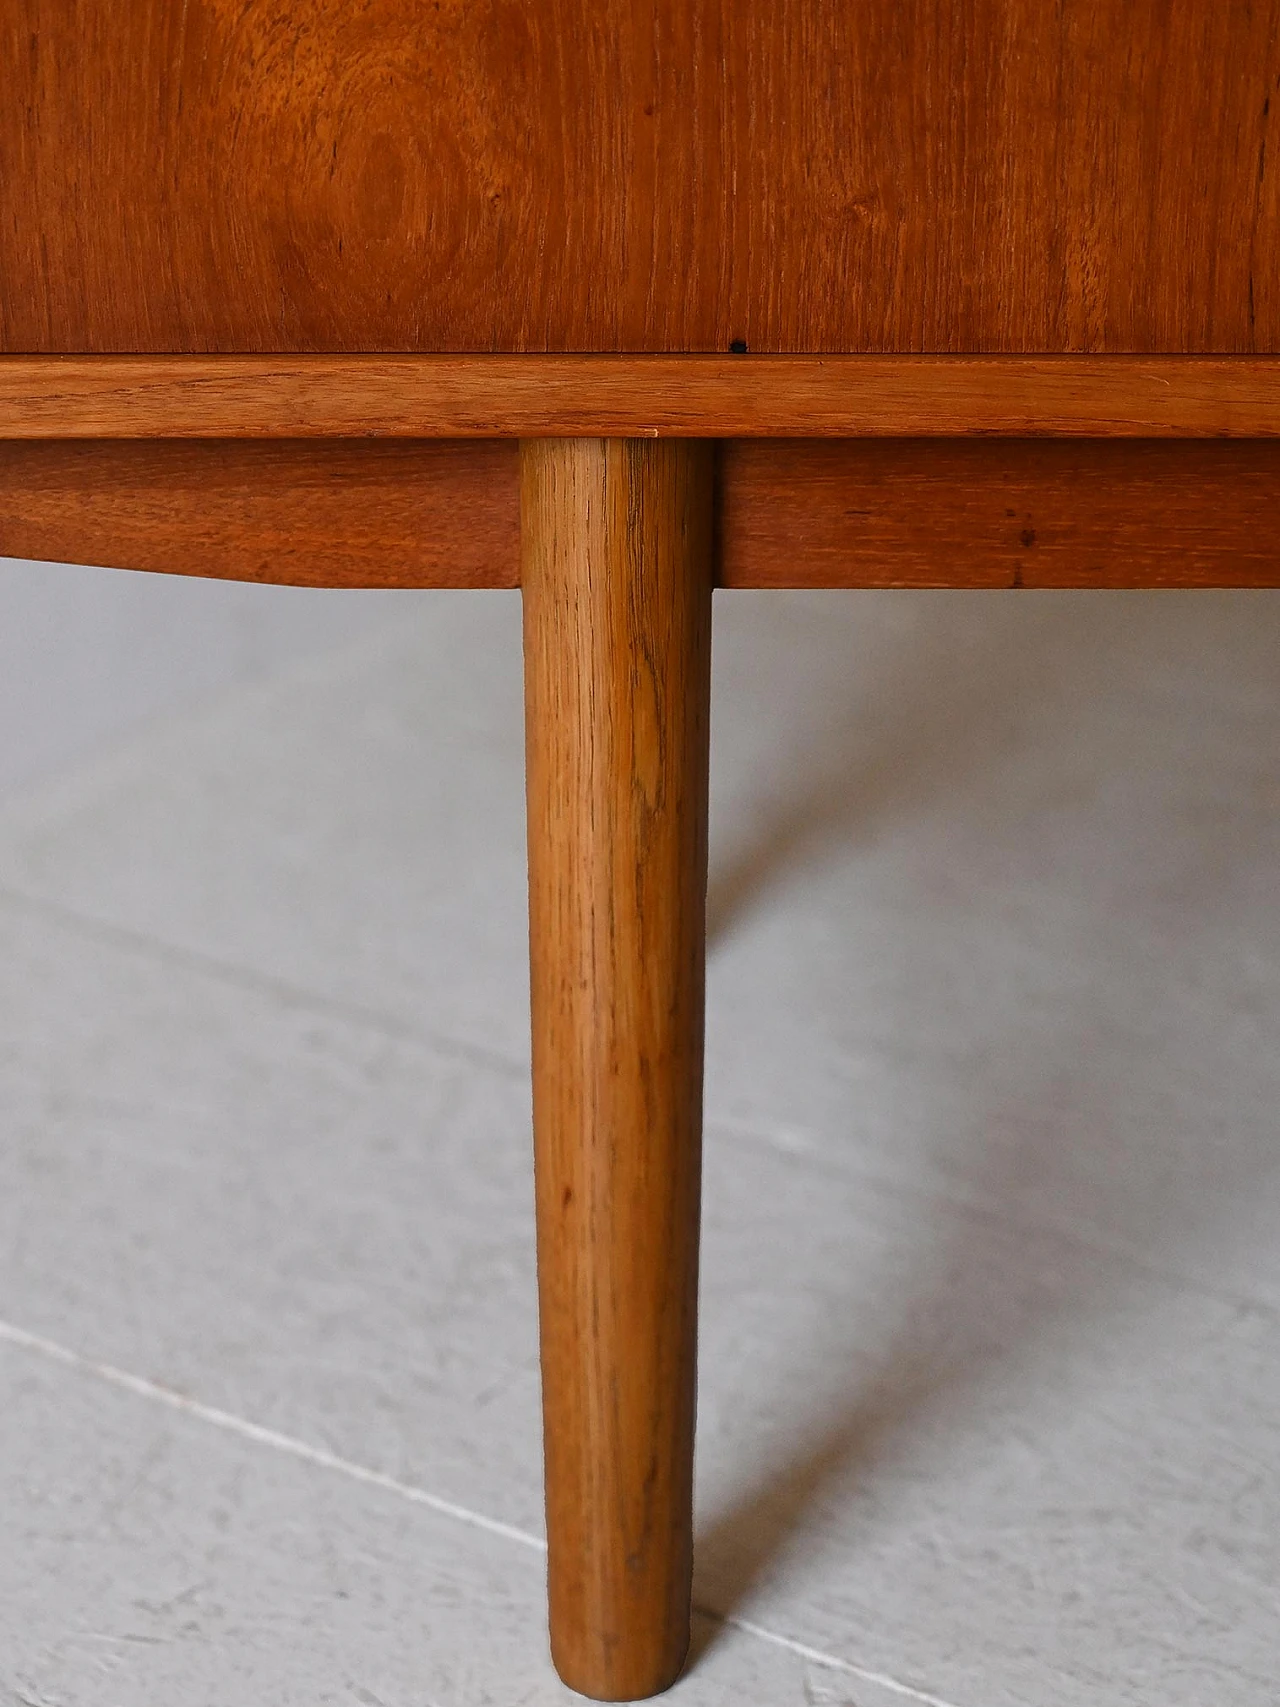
1, 558, 1278, 1706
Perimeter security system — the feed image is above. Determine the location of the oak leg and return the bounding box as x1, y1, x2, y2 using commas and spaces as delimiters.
521, 439, 713, 1700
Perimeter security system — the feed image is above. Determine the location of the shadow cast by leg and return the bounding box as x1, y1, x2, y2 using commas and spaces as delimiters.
690, 589, 1280, 1668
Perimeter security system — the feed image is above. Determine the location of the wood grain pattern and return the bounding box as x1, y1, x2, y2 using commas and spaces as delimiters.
4, 1, 1279, 354
522, 439, 712, 1699
5, 438, 1280, 590
719, 440, 1280, 590
8, 356, 1280, 440
0, 439, 518, 586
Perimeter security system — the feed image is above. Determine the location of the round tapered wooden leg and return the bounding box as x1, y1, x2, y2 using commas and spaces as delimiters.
521, 438, 713, 1700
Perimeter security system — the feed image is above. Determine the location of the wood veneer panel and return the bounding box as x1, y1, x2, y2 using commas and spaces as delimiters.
4, 2, 1279, 355
7, 357, 1280, 440
0, 440, 519, 587
719, 441, 1280, 589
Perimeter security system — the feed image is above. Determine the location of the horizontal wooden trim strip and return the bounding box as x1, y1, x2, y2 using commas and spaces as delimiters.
719, 439, 1280, 588
4, 439, 1279, 589
5, 356, 1280, 439
0, 440, 519, 588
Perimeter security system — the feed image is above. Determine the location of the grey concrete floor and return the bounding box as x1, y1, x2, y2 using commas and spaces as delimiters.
1, 558, 1278, 1706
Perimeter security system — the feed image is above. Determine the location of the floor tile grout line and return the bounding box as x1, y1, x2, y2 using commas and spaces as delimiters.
0, 1317, 545, 1554
0, 884, 528, 1083
5, 878, 1276, 1334
0, 1314, 964, 1707
711, 1614, 966, 1707
0, 606, 427, 821
707, 1115, 1280, 1325
2, 880, 1276, 1329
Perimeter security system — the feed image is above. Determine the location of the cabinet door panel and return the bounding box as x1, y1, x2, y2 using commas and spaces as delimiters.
4, 1, 1278, 353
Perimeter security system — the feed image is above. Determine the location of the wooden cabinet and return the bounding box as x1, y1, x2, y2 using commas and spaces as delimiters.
3, 5, 1278, 1698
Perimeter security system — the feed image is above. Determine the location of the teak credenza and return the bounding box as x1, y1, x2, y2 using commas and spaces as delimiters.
5, 3, 1280, 1698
